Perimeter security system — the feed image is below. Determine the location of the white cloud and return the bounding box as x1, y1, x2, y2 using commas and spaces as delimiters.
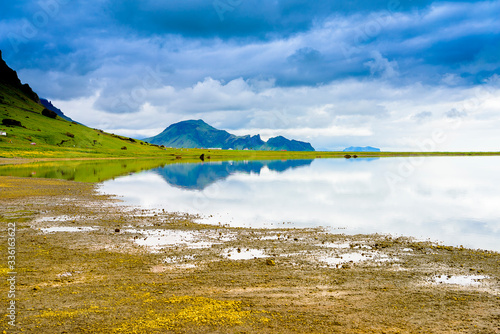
365, 51, 399, 79
445, 108, 467, 119
411, 111, 433, 122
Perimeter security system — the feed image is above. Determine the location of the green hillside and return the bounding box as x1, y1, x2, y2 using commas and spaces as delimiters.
0, 82, 172, 158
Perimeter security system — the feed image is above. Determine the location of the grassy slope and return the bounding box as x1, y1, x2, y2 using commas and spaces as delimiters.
0, 83, 176, 158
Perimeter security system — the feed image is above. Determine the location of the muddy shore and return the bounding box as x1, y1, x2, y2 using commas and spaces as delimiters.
1, 176, 499, 333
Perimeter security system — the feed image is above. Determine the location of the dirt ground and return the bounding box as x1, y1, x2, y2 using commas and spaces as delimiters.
1, 176, 499, 333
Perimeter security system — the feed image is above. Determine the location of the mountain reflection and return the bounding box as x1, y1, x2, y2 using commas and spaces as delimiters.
152, 159, 313, 190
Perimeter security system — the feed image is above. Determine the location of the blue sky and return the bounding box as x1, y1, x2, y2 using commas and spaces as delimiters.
1, 0, 499, 150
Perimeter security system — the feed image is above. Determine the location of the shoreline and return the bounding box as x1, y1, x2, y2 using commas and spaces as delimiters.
1, 149, 500, 164
1, 176, 499, 333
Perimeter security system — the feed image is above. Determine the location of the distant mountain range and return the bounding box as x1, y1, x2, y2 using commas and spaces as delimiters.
144, 119, 315, 151
343, 146, 381, 152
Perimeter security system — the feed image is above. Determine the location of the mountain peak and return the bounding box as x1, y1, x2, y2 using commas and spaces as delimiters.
0, 50, 40, 103
165, 119, 216, 132
184, 119, 206, 124
171, 119, 210, 127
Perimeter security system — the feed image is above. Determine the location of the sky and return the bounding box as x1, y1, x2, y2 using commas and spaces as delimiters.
1, 0, 499, 151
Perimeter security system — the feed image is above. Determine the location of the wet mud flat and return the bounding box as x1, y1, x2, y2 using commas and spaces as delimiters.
1, 176, 499, 333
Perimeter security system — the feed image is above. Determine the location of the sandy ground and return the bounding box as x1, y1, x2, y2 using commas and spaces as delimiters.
1, 176, 499, 333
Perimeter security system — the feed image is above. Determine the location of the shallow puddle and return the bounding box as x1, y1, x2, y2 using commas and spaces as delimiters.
125, 229, 217, 250
433, 275, 488, 286
40, 226, 97, 233
319, 242, 351, 249
260, 235, 281, 240
35, 215, 80, 223
320, 251, 393, 267
222, 248, 269, 260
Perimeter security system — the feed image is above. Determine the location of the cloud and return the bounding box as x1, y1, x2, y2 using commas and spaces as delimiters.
2, 0, 499, 95
441, 73, 466, 86
364, 52, 399, 79
446, 108, 467, 118
106, 0, 442, 39
288, 47, 323, 64
411, 111, 433, 122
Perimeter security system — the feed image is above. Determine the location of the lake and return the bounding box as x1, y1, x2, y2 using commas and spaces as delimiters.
94, 156, 500, 252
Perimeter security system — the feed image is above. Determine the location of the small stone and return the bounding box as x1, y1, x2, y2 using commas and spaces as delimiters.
115, 228, 120, 233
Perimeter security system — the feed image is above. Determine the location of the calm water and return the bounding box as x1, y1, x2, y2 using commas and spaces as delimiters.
98, 157, 500, 251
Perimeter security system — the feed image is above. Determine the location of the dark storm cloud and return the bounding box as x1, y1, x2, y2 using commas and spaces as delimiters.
1, 0, 498, 92
106, 0, 429, 39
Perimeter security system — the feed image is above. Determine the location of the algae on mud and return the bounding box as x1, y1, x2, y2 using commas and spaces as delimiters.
1, 175, 499, 333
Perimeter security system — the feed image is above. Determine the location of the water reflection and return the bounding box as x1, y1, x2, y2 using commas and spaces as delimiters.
153, 159, 313, 190
100, 157, 500, 251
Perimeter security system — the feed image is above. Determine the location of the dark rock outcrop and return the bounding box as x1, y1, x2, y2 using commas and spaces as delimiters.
0, 50, 40, 103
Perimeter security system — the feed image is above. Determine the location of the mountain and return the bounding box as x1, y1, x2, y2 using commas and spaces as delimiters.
343, 146, 381, 152
40, 98, 78, 123
144, 119, 315, 151
262, 136, 314, 152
